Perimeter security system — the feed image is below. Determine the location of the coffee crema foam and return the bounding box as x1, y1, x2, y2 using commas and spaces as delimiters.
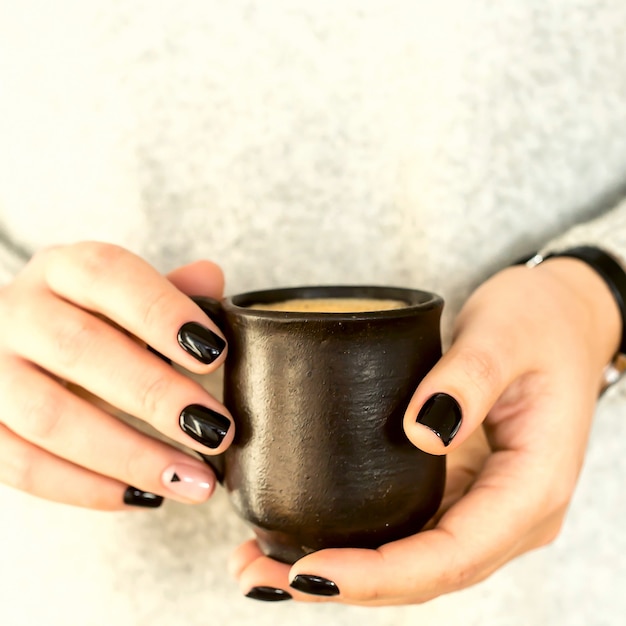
248, 297, 407, 313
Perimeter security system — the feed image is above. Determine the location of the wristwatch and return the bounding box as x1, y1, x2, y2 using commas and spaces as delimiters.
521, 245, 626, 392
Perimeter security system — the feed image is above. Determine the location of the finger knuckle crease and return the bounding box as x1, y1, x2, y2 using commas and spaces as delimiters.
141, 290, 174, 330
139, 373, 172, 418
458, 348, 502, 388
20, 389, 66, 441
54, 317, 98, 370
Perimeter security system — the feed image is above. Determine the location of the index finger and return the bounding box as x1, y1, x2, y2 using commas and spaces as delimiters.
36, 242, 227, 372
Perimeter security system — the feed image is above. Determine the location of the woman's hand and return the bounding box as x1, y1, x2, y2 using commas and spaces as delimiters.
0, 242, 233, 510
230, 257, 621, 604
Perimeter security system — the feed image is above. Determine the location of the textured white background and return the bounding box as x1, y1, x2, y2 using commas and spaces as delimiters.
0, 1, 625, 624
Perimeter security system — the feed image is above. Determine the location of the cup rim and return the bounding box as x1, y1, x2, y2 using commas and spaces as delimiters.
222, 285, 443, 320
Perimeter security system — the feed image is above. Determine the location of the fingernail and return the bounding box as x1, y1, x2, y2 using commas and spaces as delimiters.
290, 574, 340, 597
245, 586, 292, 602
416, 393, 462, 446
179, 404, 231, 449
162, 464, 214, 502
177, 322, 226, 364
123, 486, 164, 508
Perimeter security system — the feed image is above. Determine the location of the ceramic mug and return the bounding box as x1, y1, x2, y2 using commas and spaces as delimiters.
196, 285, 445, 564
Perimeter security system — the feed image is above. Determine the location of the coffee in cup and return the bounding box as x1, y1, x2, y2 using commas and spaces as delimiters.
248, 297, 407, 313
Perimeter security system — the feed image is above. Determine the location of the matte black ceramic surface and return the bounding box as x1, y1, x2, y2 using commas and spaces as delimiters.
204, 286, 445, 564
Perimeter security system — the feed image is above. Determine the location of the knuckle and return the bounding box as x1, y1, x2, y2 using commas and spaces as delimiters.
44, 242, 128, 297
140, 289, 176, 330
456, 346, 503, 390
72, 242, 127, 283
19, 386, 66, 442
36, 244, 64, 259
27, 245, 60, 269
53, 314, 99, 370
138, 371, 173, 420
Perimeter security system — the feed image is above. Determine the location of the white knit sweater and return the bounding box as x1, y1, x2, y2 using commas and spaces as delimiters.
0, 2, 625, 625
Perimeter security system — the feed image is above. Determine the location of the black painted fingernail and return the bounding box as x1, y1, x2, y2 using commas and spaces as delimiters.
177, 322, 226, 364
416, 393, 462, 446
246, 586, 292, 602
290, 574, 340, 597
180, 404, 231, 449
123, 486, 164, 508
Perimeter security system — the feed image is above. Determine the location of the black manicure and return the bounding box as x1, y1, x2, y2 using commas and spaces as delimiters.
246, 586, 292, 602
123, 486, 164, 508
290, 575, 340, 597
179, 404, 231, 449
177, 322, 226, 364
416, 393, 462, 446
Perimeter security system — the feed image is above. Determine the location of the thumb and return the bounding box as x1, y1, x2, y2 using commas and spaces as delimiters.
166, 259, 225, 298
403, 320, 517, 455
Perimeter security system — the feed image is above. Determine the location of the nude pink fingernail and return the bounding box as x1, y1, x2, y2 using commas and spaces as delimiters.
162, 464, 214, 502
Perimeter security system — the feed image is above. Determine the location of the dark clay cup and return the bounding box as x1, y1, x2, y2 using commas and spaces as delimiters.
200, 285, 445, 564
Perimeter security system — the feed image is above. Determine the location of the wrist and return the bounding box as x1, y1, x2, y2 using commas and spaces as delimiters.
519, 246, 626, 390
536, 257, 621, 363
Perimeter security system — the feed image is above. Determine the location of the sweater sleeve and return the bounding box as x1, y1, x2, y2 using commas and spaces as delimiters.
0, 232, 30, 286
540, 197, 626, 267
540, 197, 626, 394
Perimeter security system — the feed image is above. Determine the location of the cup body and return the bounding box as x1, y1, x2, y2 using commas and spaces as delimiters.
216, 285, 445, 564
